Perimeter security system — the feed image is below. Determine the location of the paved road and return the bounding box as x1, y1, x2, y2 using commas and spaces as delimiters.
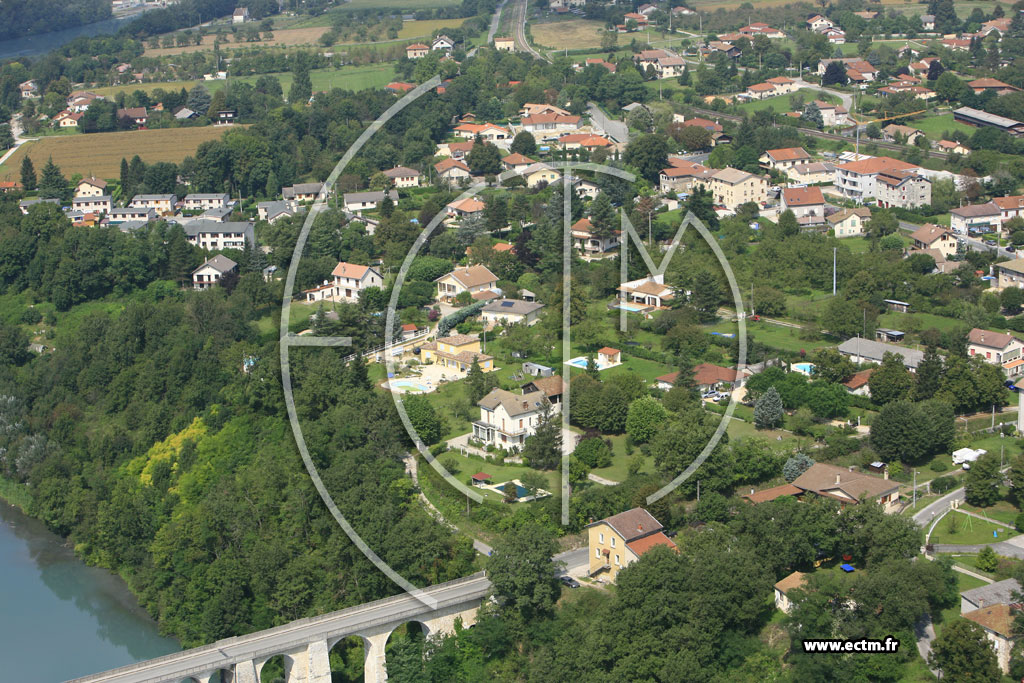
792, 77, 853, 112
933, 542, 1024, 558
588, 102, 628, 143
468, 0, 507, 57
912, 486, 965, 528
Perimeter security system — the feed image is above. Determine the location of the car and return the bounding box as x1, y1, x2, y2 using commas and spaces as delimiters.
1007, 245, 1016, 253
559, 576, 580, 588
1005, 380, 1020, 392
701, 391, 720, 400
984, 239, 997, 246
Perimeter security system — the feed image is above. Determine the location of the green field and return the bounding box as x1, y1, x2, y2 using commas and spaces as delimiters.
91, 64, 398, 101
929, 512, 1017, 545
906, 112, 975, 138
735, 88, 837, 115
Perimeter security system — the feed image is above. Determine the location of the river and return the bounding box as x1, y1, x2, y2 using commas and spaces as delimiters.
0, 500, 179, 682
0, 12, 143, 61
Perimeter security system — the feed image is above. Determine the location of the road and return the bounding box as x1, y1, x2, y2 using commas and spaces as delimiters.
792, 78, 852, 112
511, 0, 546, 61
0, 113, 36, 167
467, 0, 508, 58
588, 101, 629, 143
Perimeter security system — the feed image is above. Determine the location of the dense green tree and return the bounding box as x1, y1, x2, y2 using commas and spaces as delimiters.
965, 451, 1002, 507
37, 157, 68, 200
403, 393, 442, 446
486, 521, 560, 618
811, 347, 856, 384
822, 61, 848, 86
915, 346, 944, 401
467, 139, 502, 176
625, 396, 666, 444
754, 386, 784, 429
623, 133, 668, 182
868, 352, 915, 405
929, 618, 1001, 681
783, 453, 814, 482
20, 156, 36, 191
522, 401, 561, 470
509, 131, 536, 156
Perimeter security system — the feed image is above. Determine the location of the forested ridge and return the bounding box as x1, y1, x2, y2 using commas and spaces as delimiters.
0, 198, 474, 648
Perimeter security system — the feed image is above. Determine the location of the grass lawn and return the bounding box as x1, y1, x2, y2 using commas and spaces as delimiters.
929, 512, 1017, 545
435, 448, 559, 502
0, 126, 233, 181
877, 310, 973, 334
425, 376, 476, 440
89, 64, 397, 101
725, 416, 798, 448
590, 433, 657, 482
906, 112, 976, 138
709, 319, 830, 354
530, 19, 607, 49
735, 89, 833, 115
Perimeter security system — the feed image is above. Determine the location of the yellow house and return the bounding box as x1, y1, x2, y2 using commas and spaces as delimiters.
521, 162, 561, 189
586, 507, 676, 582
419, 333, 494, 373
700, 168, 768, 210
434, 265, 499, 302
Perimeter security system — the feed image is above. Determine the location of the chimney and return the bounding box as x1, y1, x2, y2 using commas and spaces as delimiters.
638, 524, 643, 532
849, 466, 855, 472
522, 401, 528, 409
883, 468, 889, 480
836, 474, 842, 485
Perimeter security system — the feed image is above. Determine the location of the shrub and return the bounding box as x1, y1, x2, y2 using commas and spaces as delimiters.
929, 460, 948, 473
1016, 512, 1024, 533
931, 476, 956, 493
977, 546, 999, 573
21, 308, 41, 324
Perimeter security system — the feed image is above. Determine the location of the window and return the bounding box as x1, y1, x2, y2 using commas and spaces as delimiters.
611, 537, 616, 548
595, 548, 601, 558
615, 554, 620, 566
599, 532, 604, 544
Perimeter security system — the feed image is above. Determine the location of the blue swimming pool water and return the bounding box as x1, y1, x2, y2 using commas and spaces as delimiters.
614, 302, 647, 312
390, 379, 430, 392
565, 358, 590, 369
793, 362, 815, 374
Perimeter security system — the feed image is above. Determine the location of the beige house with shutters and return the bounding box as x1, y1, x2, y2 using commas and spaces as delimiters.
586, 508, 676, 582
472, 388, 547, 449
701, 168, 768, 210
434, 265, 499, 302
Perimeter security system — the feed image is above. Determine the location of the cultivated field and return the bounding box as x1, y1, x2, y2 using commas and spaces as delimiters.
90, 64, 398, 100
143, 27, 332, 56
530, 19, 607, 50
0, 127, 234, 181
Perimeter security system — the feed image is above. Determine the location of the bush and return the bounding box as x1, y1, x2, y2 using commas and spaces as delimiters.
929, 460, 948, 473
977, 546, 999, 573
1016, 512, 1024, 533
21, 307, 41, 324
931, 476, 956, 493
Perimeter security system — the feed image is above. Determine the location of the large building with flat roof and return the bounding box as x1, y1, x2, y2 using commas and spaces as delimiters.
953, 107, 1024, 136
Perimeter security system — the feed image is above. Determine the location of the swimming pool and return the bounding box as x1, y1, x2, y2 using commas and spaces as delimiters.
613, 302, 648, 312
389, 379, 432, 392
565, 358, 590, 369
793, 362, 815, 375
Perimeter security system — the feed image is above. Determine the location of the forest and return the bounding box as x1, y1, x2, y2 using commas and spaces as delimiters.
0, 0, 110, 42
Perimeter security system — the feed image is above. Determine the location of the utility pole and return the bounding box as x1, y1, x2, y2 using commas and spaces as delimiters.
696, 479, 700, 501
832, 247, 837, 295
913, 470, 917, 508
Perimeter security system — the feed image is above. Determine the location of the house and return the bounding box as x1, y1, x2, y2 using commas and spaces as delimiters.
764, 76, 796, 95
653, 363, 737, 392
71, 196, 113, 214
75, 177, 108, 198
385, 82, 416, 94
953, 107, 1024, 137
993, 195, 1024, 227
446, 197, 486, 219
598, 347, 621, 366
192, 255, 238, 290
774, 571, 808, 614
855, 10, 878, 19
881, 124, 925, 145
0, 181, 22, 193
659, 161, 714, 193
108, 206, 155, 223
200, 205, 233, 223
54, 111, 82, 128
19, 80, 38, 98
584, 58, 616, 73
257, 201, 295, 223
837, 337, 924, 370
556, 133, 613, 151
704, 168, 769, 210
406, 43, 429, 59
117, 107, 148, 127
519, 113, 582, 134
824, 28, 847, 44
586, 507, 676, 582
950, 203, 1002, 236
757, 148, 811, 174
617, 275, 676, 309
791, 463, 900, 512
968, 78, 1020, 96
624, 12, 650, 25
18, 198, 61, 214
473, 388, 548, 450
963, 605, 1018, 675
968, 329, 1024, 368
874, 169, 931, 209
813, 100, 849, 127
745, 82, 778, 100
937, 139, 970, 155
502, 153, 535, 172
786, 162, 835, 185
875, 328, 905, 343
420, 333, 494, 373
519, 162, 561, 188
843, 369, 873, 396
781, 186, 825, 219
432, 35, 456, 51
434, 158, 472, 184
282, 183, 324, 202
574, 178, 601, 200
961, 579, 1021, 614
521, 103, 572, 118
806, 15, 835, 32
328, 262, 384, 302
942, 37, 972, 50
183, 221, 255, 251
828, 207, 871, 237
522, 361, 553, 377
920, 14, 935, 30
816, 58, 877, 81
481, 299, 544, 326
232, 7, 250, 23
996, 259, 1024, 289
383, 166, 420, 188
400, 323, 421, 340
343, 190, 398, 213
183, 193, 230, 212
833, 156, 921, 202
570, 217, 620, 254
522, 374, 564, 405
130, 194, 177, 214
675, 116, 723, 133
494, 36, 515, 51
907, 225, 958, 261
453, 122, 511, 143
739, 22, 785, 38
435, 265, 499, 302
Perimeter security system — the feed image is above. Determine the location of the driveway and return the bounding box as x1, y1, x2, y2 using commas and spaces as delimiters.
588, 102, 628, 143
